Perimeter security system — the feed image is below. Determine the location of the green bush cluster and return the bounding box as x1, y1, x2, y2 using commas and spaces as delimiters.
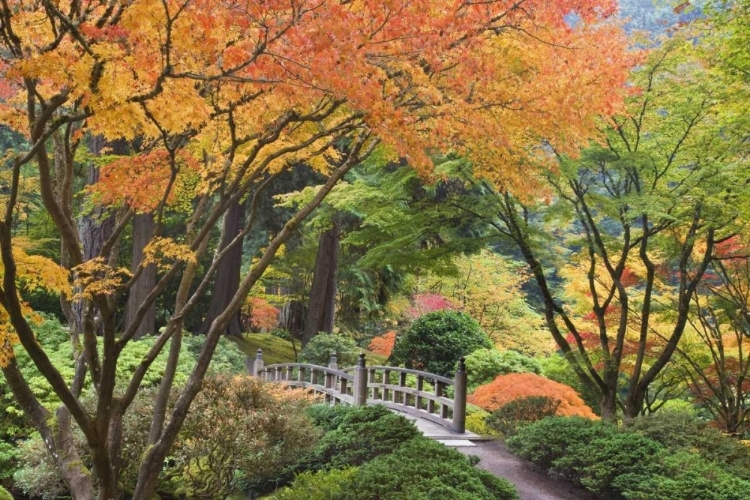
307, 404, 421, 469
507, 416, 750, 500
390, 310, 492, 377
626, 410, 750, 480
299, 333, 361, 367
242, 404, 420, 496
271, 437, 518, 500
464, 404, 498, 435
0, 485, 12, 500
465, 348, 542, 393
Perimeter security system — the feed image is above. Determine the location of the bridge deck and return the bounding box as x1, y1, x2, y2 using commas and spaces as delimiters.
392, 410, 481, 447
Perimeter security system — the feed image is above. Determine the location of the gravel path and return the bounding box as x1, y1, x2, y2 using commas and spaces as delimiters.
458, 440, 602, 500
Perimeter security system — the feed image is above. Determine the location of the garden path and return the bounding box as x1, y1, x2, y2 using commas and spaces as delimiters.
458, 440, 602, 500
398, 411, 600, 500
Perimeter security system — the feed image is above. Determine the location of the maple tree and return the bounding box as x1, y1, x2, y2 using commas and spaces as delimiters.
0, 0, 631, 498
367, 330, 397, 358
451, 35, 750, 420
677, 237, 750, 435
467, 372, 598, 419
241, 297, 280, 333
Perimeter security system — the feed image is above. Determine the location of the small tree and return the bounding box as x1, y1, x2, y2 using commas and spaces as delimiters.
390, 311, 492, 377
468, 373, 598, 419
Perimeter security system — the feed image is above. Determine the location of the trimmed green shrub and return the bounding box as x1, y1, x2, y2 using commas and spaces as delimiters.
626, 410, 750, 480
486, 396, 560, 436
307, 404, 420, 469
0, 485, 12, 500
268, 469, 358, 500
299, 334, 360, 367
615, 452, 750, 500
390, 311, 492, 377
466, 349, 542, 393
508, 415, 750, 499
346, 438, 518, 500
507, 417, 617, 470
551, 432, 662, 492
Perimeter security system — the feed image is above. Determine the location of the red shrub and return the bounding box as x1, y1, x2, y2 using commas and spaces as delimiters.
467, 372, 598, 419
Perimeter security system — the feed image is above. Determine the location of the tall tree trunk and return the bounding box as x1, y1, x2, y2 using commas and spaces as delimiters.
199, 199, 246, 336
303, 220, 340, 345
125, 213, 156, 338
279, 300, 307, 359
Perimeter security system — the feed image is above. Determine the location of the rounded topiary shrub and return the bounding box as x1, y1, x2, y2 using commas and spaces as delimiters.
390, 311, 492, 377
299, 333, 360, 367
0, 486, 12, 500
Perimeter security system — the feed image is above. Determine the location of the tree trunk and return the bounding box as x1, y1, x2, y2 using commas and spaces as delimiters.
279, 300, 307, 359
125, 213, 157, 338
303, 220, 340, 345
199, 199, 246, 336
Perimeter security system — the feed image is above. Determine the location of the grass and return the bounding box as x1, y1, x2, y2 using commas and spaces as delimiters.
233, 333, 389, 366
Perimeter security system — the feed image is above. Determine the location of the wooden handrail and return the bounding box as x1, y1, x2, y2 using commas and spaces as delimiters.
248, 351, 468, 433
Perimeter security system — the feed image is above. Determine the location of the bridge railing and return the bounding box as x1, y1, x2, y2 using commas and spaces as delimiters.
249, 350, 467, 433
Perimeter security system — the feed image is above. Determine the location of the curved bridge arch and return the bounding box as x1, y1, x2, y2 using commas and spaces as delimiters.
251, 351, 467, 434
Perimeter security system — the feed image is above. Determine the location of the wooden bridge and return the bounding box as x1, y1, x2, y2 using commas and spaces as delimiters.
248, 351, 468, 434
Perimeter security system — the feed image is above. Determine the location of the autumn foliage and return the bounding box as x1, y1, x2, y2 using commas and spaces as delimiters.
368, 331, 397, 357
242, 298, 280, 332
468, 373, 598, 419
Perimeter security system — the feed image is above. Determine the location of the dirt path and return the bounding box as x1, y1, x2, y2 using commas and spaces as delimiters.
458, 440, 601, 500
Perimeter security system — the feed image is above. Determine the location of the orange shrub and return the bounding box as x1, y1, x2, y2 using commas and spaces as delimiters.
467, 372, 598, 419
368, 330, 397, 357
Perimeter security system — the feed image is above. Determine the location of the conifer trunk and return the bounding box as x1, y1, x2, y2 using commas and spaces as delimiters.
303, 220, 340, 345
125, 213, 157, 338
199, 199, 246, 336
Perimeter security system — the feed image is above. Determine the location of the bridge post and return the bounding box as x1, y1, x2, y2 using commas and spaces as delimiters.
452, 357, 467, 433
249, 348, 264, 377
353, 353, 368, 406
328, 353, 338, 370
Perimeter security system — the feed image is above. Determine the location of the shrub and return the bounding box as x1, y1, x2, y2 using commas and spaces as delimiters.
551, 432, 662, 492
13, 437, 68, 500
249, 404, 420, 495
15, 377, 317, 500
136, 376, 317, 499
368, 330, 396, 357
0, 486, 11, 500
465, 404, 498, 435
390, 310, 492, 377
299, 333, 360, 367
538, 354, 600, 413
507, 415, 750, 499
269, 469, 358, 500
615, 452, 750, 500
626, 410, 750, 480
486, 396, 560, 436
306, 405, 420, 470
507, 417, 618, 470
346, 437, 518, 500
465, 348, 542, 393
468, 373, 598, 418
